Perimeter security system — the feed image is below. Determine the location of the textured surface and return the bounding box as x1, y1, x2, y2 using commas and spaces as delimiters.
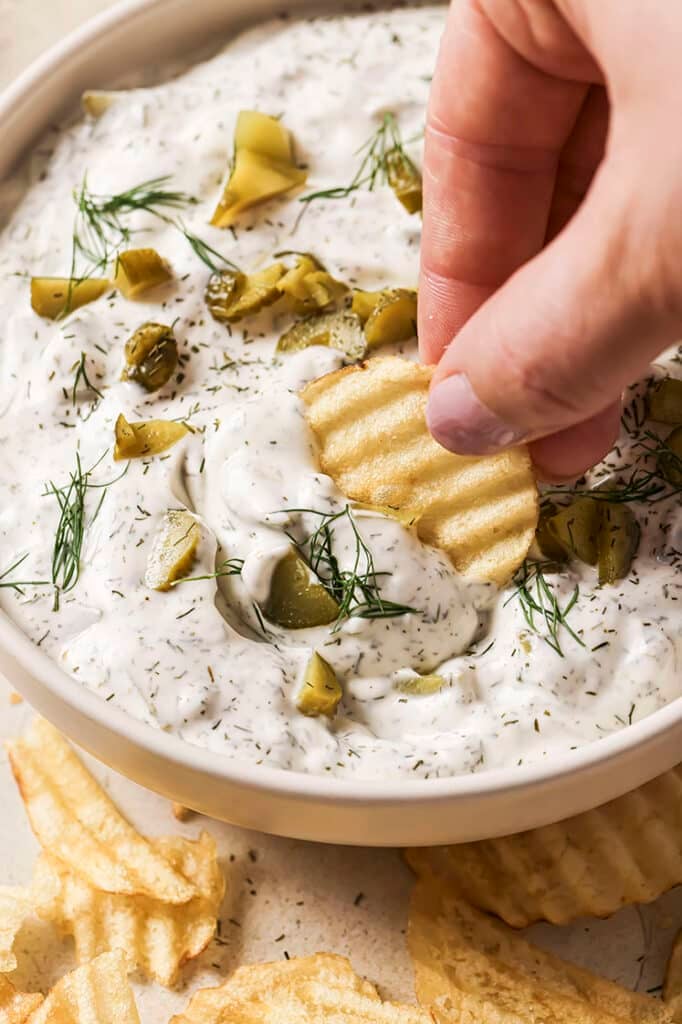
407, 766, 682, 927
302, 358, 538, 584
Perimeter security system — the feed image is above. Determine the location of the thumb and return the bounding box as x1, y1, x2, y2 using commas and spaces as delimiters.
425, 159, 680, 467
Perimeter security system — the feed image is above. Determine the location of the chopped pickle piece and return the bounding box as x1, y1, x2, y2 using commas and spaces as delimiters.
534, 501, 569, 563
234, 109, 293, 163
297, 652, 343, 717
121, 321, 178, 392
81, 90, 119, 117
351, 288, 418, 349
386, 151, 422, 214
397, 674, 446, 695
647, 377, 682, 424
597, 503, 640, 585
31, 277, 109, 319
145, 510, 200, 591
114, 248, 172, 299
114, 413, 189, 461
211, 111, 307, 227
277, 255, 347, 314
205, 263, 284, 323
277, 310, 366, 360
659, 426, 682, 485
263, 549, 339, 629
546, 497, 600, 566
351, 501, 421, 527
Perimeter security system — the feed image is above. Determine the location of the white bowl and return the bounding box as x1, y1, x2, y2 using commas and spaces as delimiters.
2, 0, 681, 847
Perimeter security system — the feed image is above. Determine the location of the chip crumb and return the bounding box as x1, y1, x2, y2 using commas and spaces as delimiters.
9, 691, 23, 705
172, 802, 191, 821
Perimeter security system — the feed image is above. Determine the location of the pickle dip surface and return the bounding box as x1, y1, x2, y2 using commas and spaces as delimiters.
0, 6, 681, 780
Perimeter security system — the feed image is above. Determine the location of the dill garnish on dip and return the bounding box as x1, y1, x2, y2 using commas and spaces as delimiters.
0, 7, 680, 780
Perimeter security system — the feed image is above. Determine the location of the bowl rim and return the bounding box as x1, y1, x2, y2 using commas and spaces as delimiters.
1, 0, 681, 807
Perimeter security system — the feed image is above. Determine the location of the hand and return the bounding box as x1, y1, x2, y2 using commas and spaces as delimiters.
420, 0, 682, 480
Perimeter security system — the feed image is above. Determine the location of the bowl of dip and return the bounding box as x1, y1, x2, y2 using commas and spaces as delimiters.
1, 0, 681, 846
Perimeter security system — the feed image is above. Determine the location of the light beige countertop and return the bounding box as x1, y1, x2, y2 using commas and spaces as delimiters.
1, 3, 681, 1021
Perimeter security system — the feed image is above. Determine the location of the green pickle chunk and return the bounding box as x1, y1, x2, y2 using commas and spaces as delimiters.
114, 248, 172, 299
546, 497, 600, 566
534, 501, 569, 564
122, 321, 178, 392
263, 549, 339, 629
145, 510, 200, 591
211, 111, 307, 227
114, 413, 189, 461
386, 151, 423, 214
647, 377, 682, 424
31, 277, 109, 319
397, 674, 446, 695
277, 310, 366, 360
351, 288, 418, 349
205, 264, 284, 323
297, 652, 342, 718
276, 254, 347, 314
659, 426, 682, 485
597, 503, 640, 585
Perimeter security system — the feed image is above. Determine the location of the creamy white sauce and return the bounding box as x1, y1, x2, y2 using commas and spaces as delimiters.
0, 6, 680, 779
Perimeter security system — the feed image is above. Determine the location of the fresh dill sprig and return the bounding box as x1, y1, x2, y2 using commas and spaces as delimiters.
71, 351, 103, 408
505, 561, 584, 657
283, 504, 416, 631
44, 451, 127, 610
544, 429, 682, 506
0, 554, 50, 595
299, 112, 419, 205
64, 175, 237, 309
171, 557, 245, 586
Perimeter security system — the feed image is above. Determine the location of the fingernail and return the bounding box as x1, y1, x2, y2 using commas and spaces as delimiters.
426, 373, 527, 455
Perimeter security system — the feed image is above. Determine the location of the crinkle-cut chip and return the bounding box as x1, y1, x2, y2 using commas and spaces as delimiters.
170, 952, 431, 1024
28, 951, 140, 1024
407, 764, 682, 928
6, 718, 195, 904
33, 832, 224, 988
0, 975, 43, 1023
301, 357, 538, 585
0, 887, 32, 973
664, 930, 682, 1021
409, 879, 672, 1024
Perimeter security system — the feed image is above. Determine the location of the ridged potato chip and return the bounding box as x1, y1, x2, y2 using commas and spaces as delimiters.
409, 879, 672, 1024
0, 886, 32, 972
407, 764, 682, 927
301, 357, 538, 584
0, 975, 43, 1023
171, 952, 431, 1024
7, 718, 195, 904
33, 832, 224, 987
28, 951, 140, 1024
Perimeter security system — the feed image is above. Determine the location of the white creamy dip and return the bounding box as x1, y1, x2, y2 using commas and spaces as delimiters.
0, 6, 680, 779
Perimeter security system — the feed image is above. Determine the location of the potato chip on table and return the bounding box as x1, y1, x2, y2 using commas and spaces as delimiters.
0, 887, 32, 973
33, 832, 225, 986
407, 764, 682, 927
28, 951, 140, 1024
409, 879, 673, 1024
6, 718, 195, 903
171, 952, 431, 1024
301, 357, 538, 585
0, 974, 43, 1023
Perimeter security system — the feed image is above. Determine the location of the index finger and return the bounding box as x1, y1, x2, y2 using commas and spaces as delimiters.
419, 0, 588, 364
